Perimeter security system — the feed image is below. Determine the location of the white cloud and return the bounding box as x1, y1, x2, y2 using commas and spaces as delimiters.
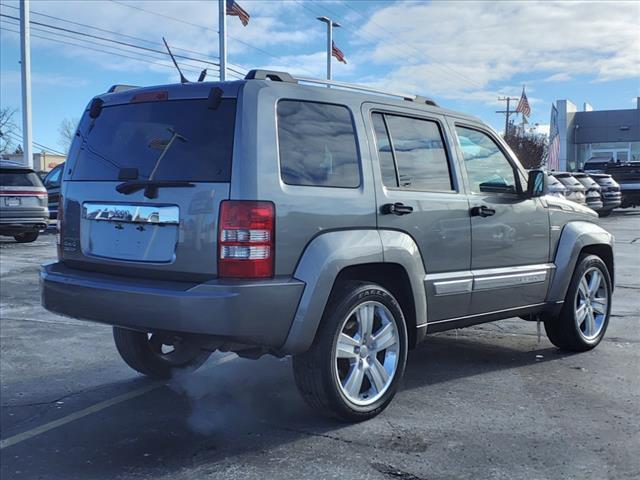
543, 73, 572, 82
355, 1, 640, 101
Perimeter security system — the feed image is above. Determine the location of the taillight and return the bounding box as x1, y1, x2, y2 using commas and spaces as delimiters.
56, 195, 64, 261
218, 201, 274, 278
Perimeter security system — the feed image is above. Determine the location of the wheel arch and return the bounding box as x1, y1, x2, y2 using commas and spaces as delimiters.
547, 221, 614, 302
281, 229, 427, 355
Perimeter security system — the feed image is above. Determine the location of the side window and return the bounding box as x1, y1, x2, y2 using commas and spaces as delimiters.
44, 165, 62, 187
371, 112, 454, 191
455, 126, 517, 194
277, 100, 360, 188
371, 113, 397, 187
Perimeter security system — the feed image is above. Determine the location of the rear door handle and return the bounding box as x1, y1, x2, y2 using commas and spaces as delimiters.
381, 202, 414, 216
470, 205, 496, 218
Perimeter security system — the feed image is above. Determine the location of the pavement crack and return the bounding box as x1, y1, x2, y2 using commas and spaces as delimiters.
272, 425, 356, 446
616, 284, 640, 290
371, 462, 426, 480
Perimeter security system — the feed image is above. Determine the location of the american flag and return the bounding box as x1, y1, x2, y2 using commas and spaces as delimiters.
547, 103, 560, 171
226, 0, 250, 26
515, 87, 531, 118
332, 41, 347, 64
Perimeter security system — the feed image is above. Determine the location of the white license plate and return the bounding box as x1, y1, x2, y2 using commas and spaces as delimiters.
4, 197, 21, 207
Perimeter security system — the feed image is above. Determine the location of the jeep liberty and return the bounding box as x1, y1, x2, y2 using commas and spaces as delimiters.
41, 70, 614, 421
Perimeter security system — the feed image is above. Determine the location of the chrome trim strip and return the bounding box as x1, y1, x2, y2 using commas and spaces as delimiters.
433, 278, 473, 296
426, 263, 554, 296
473, 270, 548, 291
82, 203, 179, 225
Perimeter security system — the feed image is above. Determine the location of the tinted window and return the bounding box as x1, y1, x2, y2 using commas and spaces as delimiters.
0, 169, 43, 187
372, 113, 453, 191
371, 113, 397, 187
44, 165, 62, 186
455, 126, 517, 194
71, 99, 236, 182
278, 100, 360, 187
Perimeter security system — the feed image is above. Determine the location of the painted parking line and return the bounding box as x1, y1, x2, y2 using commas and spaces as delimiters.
0, 353, 236, 450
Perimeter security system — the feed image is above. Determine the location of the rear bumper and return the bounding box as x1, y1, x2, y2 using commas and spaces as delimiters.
41, 262, 305, 350
0, 215, 49, 233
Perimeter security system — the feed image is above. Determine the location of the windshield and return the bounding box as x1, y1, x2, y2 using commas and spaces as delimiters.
70, 98, 236, 182
0, 169, 44, 187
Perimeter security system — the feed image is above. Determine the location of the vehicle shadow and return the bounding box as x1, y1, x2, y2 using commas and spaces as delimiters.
1, 328, 567, 479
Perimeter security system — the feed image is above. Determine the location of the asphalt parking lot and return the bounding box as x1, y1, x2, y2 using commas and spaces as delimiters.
1, 211, 639, 480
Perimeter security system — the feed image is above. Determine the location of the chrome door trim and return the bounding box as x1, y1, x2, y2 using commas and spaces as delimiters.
425, 263, 554, 296
474, 270, 548, 291
433, 278, 473, 296
82, 203, 179, 225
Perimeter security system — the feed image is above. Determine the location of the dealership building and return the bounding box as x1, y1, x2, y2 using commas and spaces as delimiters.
554, 97, 640, 172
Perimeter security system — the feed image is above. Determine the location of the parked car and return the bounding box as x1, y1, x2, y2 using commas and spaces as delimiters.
588, 173, 621, 217
553, 172, 587, 205
41, 71, 615, 421
572, 173, 604, 212
608, 164, 640, 208
0, 160, 49, 242
42, 163, 64, 220
546, 172, 568, 198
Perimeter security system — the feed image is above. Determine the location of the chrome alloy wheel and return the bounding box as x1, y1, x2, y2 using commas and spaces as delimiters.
334, 301, 400, 406
575, 267, 609, 341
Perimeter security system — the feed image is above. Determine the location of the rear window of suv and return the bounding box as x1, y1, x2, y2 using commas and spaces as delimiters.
70, 98, 236, 182
277, 100, 360, 188
0, 169, 43, 187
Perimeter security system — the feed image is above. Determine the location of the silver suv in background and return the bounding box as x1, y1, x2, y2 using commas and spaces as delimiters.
0, 161, 49, 243
589, 173, 621, 217
553, 172, 587, 205
572, 172, 604, 212
41, 71, 615, 421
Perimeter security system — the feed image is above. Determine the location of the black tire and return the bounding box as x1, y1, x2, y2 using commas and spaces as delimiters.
598, 209, 613, 218
14, 231, 39, 243
113, 327, 211, 379
544, 254, 612, 352
293, 282, 408, 422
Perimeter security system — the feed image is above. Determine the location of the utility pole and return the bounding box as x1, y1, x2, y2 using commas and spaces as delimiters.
496, 96, 518, 137
317, 16, 340, 81
20, 0, 33, 168
218, 0, 227, 81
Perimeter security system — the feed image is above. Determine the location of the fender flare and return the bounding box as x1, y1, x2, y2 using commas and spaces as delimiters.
280, 229, 427, 355
547, 221, 614, 302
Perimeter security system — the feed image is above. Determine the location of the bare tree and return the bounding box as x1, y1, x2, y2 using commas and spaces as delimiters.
504, 129, 547, 170
58, 117, 79, 153
0, 107, 18, 155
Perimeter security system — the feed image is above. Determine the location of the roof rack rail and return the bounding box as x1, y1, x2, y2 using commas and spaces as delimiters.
295, 76, 438, 107
244, 69, 297, 83
244, 69, 438, 107
107, 84, 139, 93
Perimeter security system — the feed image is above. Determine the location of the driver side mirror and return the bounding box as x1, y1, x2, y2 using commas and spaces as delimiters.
526, 169, 546, 197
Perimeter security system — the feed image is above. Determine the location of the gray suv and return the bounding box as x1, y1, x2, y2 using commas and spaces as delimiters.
41, 71, 615, 421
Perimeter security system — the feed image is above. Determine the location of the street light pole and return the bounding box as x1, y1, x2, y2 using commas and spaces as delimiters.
317, 16, 340, 81
218, 0, 227, 81
20, 0, 33, 168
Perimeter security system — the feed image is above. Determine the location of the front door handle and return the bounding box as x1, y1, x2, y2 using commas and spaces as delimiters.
470, 205, 496, 218
381, 202, 414, 216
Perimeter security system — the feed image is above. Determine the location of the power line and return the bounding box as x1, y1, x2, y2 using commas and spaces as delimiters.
4, 130, 66, 156
0, 13, 221, 70
0, 24, 206, 75
0, 18, 216, 74
0, 2, 248, 76
107, 0, 315, 76
337, 1, 487, 91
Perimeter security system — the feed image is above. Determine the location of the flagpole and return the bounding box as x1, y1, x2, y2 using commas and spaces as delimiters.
218, 0, 227, 81
20, 0, 33, 169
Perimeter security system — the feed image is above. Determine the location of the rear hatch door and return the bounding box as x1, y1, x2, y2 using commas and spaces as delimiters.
61, 85, 238, 280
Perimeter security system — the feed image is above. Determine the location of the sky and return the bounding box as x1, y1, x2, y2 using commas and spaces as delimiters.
1, 0, 639, 154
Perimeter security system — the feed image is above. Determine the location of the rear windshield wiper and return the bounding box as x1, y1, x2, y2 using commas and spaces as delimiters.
116, 180, 194, 199
116, 127, 192, 199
